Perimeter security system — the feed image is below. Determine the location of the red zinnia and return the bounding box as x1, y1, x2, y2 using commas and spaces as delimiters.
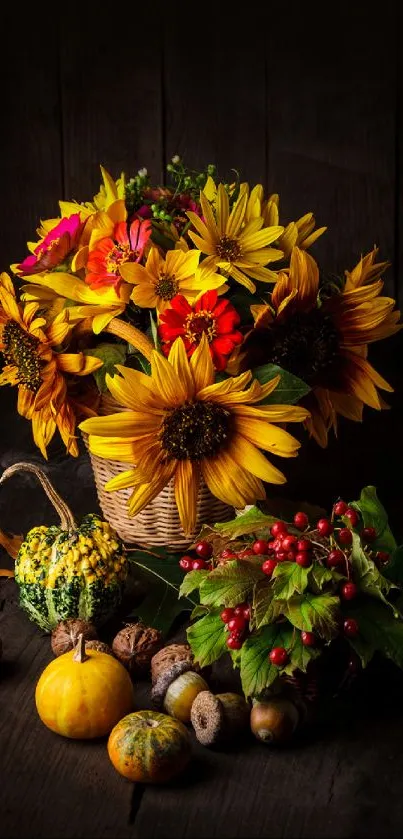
86, 218, 151, 291
158, 290, 243, 371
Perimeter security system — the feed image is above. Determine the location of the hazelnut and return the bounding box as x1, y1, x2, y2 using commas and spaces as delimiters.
250, 698, 300, 745
51, 619, 98, 656
112, 622, 163, 676
191, 691, 250, 746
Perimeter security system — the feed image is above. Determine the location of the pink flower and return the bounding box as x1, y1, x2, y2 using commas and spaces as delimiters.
17, 214, 84, 275
86, 218, 152, 291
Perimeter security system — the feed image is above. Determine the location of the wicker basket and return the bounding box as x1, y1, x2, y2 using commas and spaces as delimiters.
82, 393, 234, 549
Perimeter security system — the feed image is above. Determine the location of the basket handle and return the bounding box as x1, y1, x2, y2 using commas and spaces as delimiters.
0, 462, 76, 531
103, 317, 154, 362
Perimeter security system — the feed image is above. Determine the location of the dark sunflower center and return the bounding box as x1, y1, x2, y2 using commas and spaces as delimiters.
160, 401, 231, 461
244, 310, 340, 386
215, 235, 242, 262
2, 321, 42, 392
185, 311, 217, 345
155, 273, 178, 301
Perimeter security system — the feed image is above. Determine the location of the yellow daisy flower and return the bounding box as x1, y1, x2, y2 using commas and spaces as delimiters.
245, 186, 327, 258
0, 273, 103, 458
119, 246, 225, 314
186, 183, 285, 294
80, 334, 309, 534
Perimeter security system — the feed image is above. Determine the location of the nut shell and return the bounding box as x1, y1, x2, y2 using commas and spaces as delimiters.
51, 619, 98, 657
190, 690, 224, 746
151, 643, 201, 685
151, 660, 195, 708
112, 622, 163, 676
250, 698, 300, 745
85, 640, 114, 656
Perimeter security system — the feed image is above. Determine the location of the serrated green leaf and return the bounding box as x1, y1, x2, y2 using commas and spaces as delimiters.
83, 342, 126, 393
179, 569, 209, 597
207, 505, 279, 541
383, 545, 403, 585
199, 559, 264, 608
347, 600, 403, 669
240, 623, 295, 697
252, 363, 310, 405
283, 630, 321, 675
187, 611, 228, 668
349, 486, 397, 554
253, 580, 284, 629
272, 561, 309, 600
127, 547, 195, 635
189, 604, 209, 620
308, 564, 334, 593
350, 533, 396, 612
285, 593, 340, 640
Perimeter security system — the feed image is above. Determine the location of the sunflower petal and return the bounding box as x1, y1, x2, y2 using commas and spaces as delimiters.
174, 459, 199, 535
229, 435, 287, 483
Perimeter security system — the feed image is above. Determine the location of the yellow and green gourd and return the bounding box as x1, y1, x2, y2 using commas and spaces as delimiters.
0, 462, 128, 631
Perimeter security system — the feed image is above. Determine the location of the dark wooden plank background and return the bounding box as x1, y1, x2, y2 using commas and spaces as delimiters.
1, 4, 403, 837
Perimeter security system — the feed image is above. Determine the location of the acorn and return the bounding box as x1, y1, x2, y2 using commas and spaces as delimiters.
250, 698, 300, 746
191, 691, 250, 746
151, 659, 209, 724
50, 619, 98, 657
112, 622, 164, 676
85, 640, 114, 656
150, 643, 204, 685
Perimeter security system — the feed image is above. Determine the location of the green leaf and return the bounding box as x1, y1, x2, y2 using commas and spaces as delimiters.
199, 559, 264, 608
272, 561, 309, 600
308, 564, 334, 593
285, 593, 340, 640
187, 611, 228, 668
252, 363, 310, 405
179, 569, 209, 597
127, 547, 196, 635
189, 604, 209, 620
283, 630, 321, 675
349, 486, 397, 554
350, 533, 396, 612
383, 545, 403, 585
206, 505, 278, 541
240, 623, 295, 697
347, 599, 403, 669
252, 580, 284, 629
83, 342, 126, 393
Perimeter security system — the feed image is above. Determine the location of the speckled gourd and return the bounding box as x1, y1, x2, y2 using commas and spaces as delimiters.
0, 462, 128, 631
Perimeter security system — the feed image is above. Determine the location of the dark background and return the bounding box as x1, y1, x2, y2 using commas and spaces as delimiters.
0, 0, 402, 540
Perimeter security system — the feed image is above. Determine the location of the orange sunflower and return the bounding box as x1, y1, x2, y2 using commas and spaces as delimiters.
239, 246, 401, 446
0, 273, 103, 458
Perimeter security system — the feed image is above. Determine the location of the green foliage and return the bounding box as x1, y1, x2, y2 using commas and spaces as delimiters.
285, 593, 340, 640
384, 545, 403, 585
240, 623, 294, 697
349, 486, 397, 554
179, 569, 209, 597
84, 343, 126, 392
199, 559, 264, 608
186, 610, 228, 668
308, 564, 335, 593
271, 561, 309, 600
127, 547, 195, 636
252, 580, 284, 629
350, 533, 396, 613
347, 600, 403, 669
252, 363, 310, 405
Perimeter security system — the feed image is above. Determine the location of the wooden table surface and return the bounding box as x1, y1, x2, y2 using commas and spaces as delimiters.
2, 396, 403, 839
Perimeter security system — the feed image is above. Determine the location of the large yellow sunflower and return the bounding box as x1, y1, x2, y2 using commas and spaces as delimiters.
119, 246, 225, 313
79, 334, 309, 534
239, 246, 401, 446
186, 184, 284, 294
0, 273, 103, 458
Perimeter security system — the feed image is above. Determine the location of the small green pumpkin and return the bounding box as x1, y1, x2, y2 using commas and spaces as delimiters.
0, 462, 128, 632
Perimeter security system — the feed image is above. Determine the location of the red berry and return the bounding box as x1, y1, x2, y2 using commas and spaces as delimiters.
297, 538, 312, 552
227, 636, 243, 650
295, 551, 312, 567
192, 558, 207, 571
252, 539, 269, 555
362, 527, 377, 543
282, 534, 298, 550
276, 551, 288, 562
333, 500, 348, 516
179, 556, 193, 571
294, 511, 309, 530
262, 558, 278, 576
376, 551, 390, 565
269, 646, 289, 667
272, 538, 284, 552
338, 528, 353, 546
228, 616, 246, 633
242, 606, 251, 621
341, 582, 358, 601
220, 607, 235, 623
301, 631, 316, 647
317, 518, 334, 537
195, 540, 213, 560
345, 508, 360, 527
270, 521, 288, 537
234, 603, 248, 617
286, 550, 297, 561
220, 548, 238, 559
327, 549, 345, 568
237, 548, 255, 558
343, 618, 359, 638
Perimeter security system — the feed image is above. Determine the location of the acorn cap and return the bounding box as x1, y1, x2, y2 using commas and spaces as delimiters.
151, 659, 195, 708
190, 690, 225, 746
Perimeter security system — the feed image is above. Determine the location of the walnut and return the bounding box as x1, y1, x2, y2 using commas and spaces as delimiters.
51, 619, 98, 657
85, 640, 114, 656
111, 622, 164, 676
151, 643, 203, 685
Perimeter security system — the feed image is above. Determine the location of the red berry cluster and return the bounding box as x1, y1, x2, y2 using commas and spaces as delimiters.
220, 603, 251, 650
178, 540, 213, 572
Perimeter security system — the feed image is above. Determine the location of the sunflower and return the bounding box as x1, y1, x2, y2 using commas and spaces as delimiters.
119, 246, 225, 313
79, 334, 309, 534
186, 184, 284, 294
240, 246, 401, 446
0, 273, 103, 458
158, 290, 243, 371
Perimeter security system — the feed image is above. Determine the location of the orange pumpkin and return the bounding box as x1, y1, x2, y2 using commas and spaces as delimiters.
35, 634, 135, 739
107, 710, 192, 783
